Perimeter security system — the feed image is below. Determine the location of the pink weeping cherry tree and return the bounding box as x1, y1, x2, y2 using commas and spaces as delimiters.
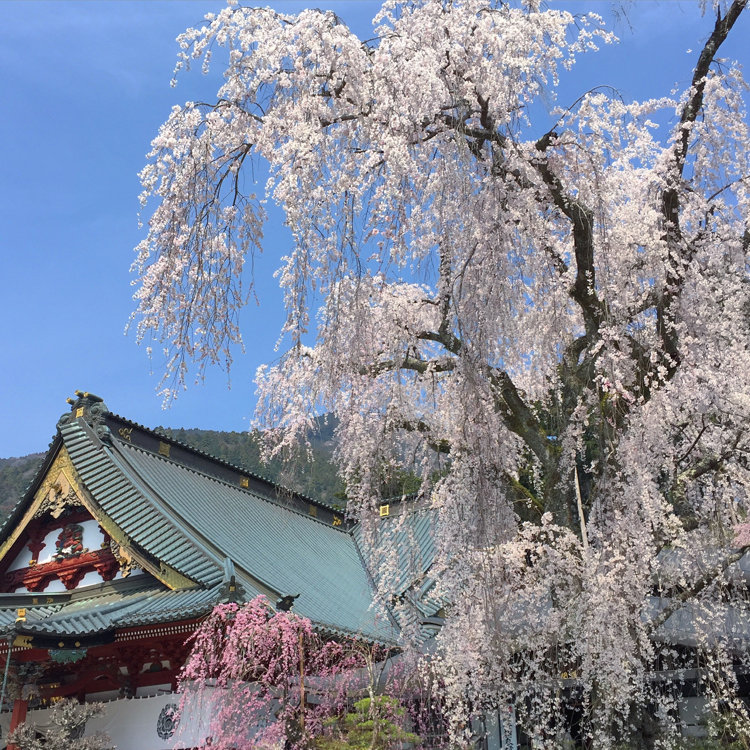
133, 1, 750, 746
178, 597, 420, 750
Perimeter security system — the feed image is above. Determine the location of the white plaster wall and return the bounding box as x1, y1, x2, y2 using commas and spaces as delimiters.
37, 519, 105, 564
81, 519, 107, 553
6, 515, 147, 593
16, 689, 327, 749
8, 519, 106, 572
136, 683, 172, 698
41, 579, 68, 593
37, 527, 62, 565
7, 544, 32, 571
20, 691, 218, 750
76, 570, 106, 588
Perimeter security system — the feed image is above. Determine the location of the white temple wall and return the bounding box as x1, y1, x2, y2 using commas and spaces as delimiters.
14, 691, 218, 750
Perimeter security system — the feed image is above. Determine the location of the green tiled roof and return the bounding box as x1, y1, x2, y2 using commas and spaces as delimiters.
106, 439, 395, 641
0, 578, 231, 637
0, 396, 402, 644
354, 505, 444, 621
61, 420, 222, 588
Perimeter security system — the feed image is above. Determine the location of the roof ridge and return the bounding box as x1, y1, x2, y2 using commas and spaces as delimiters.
115, 414, 278, 483
108, 412, 343, 515
118, 439, 352, 535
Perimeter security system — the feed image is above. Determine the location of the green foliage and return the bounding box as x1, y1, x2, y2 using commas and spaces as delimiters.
159, 418, 344, 506
702, 707, 750, 750
379, 467, 422, 501
314, 696, 421, 750
0, 453, 44, 517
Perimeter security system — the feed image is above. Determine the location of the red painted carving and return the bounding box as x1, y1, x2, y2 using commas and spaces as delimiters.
2, 548, 122, 592
0, 510, 95, 580
93, 554, 120, 582
58, 566, 89, 590
26, 526, 47, 562
51, 509, 91, 526
54, 524, 86, 560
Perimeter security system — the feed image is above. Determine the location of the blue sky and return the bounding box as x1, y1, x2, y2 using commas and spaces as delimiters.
1, 1, 748, 458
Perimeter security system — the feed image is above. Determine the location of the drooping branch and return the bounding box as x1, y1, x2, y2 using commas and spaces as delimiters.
415, 325, 553, 468
673, 0, 748, 181
671, 430, 745, 507
396, 418, 452, 455
532, 138, 603, 341
656, 0, 748, 373
489, 369, 552, 470
365, 354, 457, 377
648, 544, 750, 635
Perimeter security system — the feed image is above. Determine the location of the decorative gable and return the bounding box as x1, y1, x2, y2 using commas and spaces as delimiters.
0, 448, 141, 594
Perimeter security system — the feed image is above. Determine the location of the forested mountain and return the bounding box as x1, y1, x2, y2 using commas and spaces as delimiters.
158, 421, 344, 505
0, 453, 46, 518
0, 422, 343, 521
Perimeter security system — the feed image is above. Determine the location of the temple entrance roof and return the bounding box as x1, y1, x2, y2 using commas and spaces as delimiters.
0, 392, 398, 646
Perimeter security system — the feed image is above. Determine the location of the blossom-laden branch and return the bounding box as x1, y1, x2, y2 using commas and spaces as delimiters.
136, 1, 750, 745
655, 0, 748, 379
10, 700, 113, 750
179, 597, 418, 750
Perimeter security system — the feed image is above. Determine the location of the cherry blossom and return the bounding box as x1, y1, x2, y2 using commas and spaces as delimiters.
180, 597, 409, 749
134, 1, 750, 745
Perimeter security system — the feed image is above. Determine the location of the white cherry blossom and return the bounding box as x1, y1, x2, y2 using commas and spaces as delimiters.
133, 1, 750, 745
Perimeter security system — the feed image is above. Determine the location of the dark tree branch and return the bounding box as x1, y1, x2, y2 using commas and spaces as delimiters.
671, 431, 744, 505
365, 354, 457, 377
417, 329, 462, 355
371, 319, 553, 471
532, 140, 603, 340
657, 0, 748, 374
489, 369, 552, 470
395, 419, 452, 455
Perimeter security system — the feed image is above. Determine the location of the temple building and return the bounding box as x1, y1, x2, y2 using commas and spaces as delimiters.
0, 392, 428, 749
2, 392, 729, 749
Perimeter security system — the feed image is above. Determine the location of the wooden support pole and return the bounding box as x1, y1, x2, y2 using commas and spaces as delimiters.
574, 465, 589, 552
7, 697, 28, 750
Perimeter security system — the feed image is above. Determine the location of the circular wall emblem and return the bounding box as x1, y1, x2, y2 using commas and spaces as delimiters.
157, 703, 179, 740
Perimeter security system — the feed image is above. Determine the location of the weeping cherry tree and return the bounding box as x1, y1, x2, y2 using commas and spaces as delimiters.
133, 0, 750, 745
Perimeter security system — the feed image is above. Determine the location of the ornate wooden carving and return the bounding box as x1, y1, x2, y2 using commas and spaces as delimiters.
2, 548, 121, 592
33, 462, 84, 521
53, 524, 87, 560
109, 539, 137, 578
26, 527, 47, 563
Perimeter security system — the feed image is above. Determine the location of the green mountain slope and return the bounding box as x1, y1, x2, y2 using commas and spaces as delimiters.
0, 453, 46, 517
158, 423, 344, 505
0, 423, 343, 521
